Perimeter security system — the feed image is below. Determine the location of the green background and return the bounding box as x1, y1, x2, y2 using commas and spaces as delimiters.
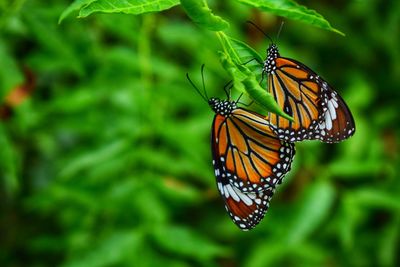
1, 0, 399, 266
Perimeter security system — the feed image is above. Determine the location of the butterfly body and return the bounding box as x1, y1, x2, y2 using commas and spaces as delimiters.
263, 44, 355, 143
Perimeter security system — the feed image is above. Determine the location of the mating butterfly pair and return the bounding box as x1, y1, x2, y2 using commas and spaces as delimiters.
188, 42, 355, 231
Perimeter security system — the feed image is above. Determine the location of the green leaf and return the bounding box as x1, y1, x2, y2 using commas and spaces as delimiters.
245, 241, 327, 267
236, 0, 344, 35
58, 0, 96, 23
152, 225, 229, 260
59, 140, 128, 180
245, 242, 288, 267
228, 36, 263, 77
217, 33, 293, 121
0, 125, 19, 195
286, 181, 336, 244
63, 231, 144, 267
243, 76, 293, 119
180, 0, 229, 31
228, 36, 263, 63
0, 41, 24, 94
327, 159, 388, 179
353, 189, 400, 211
61, 0, 180, 20
338, 194, 362, 249
378, 215, 400, 267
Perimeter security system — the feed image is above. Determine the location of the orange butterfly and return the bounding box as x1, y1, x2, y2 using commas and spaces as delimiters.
187, 69, 295, 230
264, 43, 355, 143
209, 98, 295, 230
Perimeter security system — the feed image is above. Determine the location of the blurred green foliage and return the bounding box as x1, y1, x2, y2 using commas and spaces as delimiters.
1, 0, 399, 267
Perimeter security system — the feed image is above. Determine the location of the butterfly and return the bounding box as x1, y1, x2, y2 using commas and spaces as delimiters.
263, 43, 355, 143
210, 98, 295, 230
209, 99, 294, 193
187, 68, 295, 230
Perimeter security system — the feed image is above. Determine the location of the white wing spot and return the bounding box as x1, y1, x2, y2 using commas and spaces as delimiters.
325, 110, 333, 130
225, 184, 240, 202
234, 187, 254, 206
327, 99, 337, 120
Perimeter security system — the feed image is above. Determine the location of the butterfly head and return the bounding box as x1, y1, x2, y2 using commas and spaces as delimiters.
209, 97, 237, 116
267, 44, 279, 58
264, 44, 279, 73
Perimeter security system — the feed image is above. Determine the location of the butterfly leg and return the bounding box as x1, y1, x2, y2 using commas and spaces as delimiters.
241, 58, 262, 66
223, 80, 233, 99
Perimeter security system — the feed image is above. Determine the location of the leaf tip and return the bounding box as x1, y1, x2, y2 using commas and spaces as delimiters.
333, 28, 346, 36
281, 114, 295, 122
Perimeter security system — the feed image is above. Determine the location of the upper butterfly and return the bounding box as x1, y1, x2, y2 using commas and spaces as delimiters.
263, 43, 355, 143
208, 97, 295, 230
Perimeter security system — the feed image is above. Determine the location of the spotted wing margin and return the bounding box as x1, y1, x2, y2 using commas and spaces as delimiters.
267, 57, 327, 142
211, 109, 295, 193
219, 180, 275, 231
312, 86, 356, 143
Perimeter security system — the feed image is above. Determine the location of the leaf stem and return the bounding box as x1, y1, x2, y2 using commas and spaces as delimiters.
138, 15, 154, 91
216, 31, 241, 64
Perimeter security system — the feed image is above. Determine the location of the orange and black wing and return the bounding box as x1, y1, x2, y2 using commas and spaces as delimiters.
211, 108, 295, 230
314, 85, 356, 143
212, 108, 295, 193
216, 170, 275, 231
267, 57, 355, 142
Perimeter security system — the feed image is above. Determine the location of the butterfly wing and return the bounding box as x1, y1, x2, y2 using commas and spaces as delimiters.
211, 108, 294, 230
222, 187, 275, 231
266, 56, 355, 142
314, 83, 356, 143
216, 166, 275, 231
212, 108, 295, 193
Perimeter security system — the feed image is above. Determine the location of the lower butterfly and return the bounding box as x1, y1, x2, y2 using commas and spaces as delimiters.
187, 66, 295, 230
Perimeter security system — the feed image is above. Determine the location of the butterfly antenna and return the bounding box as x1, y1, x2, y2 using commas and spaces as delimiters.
200, 64, 209, 101
238, 100, 254, 107
236, 93, 244, 104
186, 72, 208, 103
276, 21, 285, 42
223, 80, 233, 100
246, 21, 274, 44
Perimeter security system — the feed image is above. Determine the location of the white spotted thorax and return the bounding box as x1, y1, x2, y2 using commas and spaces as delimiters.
208, 97, 237, 116
264, 44, 279, 74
